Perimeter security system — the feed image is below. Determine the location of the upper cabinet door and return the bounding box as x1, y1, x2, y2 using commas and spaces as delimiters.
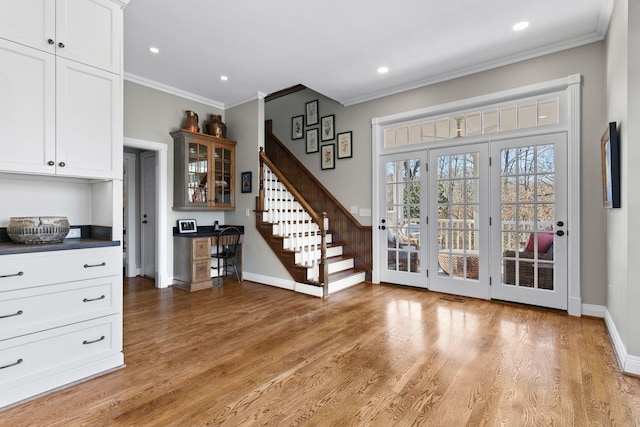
56, 57, 122, 179
56, 0, 122, 73
0, 38, 56, 175
0, 0, 56, 54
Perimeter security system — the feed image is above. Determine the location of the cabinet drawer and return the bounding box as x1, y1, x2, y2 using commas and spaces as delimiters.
193, 238, 210, 260
0, 247, 120, 292
193, 259, 211, 282
0, 315, 122, 388
0, 277, 120, 341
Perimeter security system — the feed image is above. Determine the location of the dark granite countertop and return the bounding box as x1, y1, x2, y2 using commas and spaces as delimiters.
172, 225, 245, 238
0, 225, 119, 255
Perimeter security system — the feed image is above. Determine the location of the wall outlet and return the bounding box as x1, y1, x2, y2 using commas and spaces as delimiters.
67, 228, 81, 238
350, 205, 358, 214
246, 208, 251, 217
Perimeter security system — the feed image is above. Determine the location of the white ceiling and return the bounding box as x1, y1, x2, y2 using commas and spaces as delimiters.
123, 0, 613, 108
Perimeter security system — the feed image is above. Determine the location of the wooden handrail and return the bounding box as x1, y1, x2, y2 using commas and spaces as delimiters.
264, 120, 372, 277
259, 148, 323, 228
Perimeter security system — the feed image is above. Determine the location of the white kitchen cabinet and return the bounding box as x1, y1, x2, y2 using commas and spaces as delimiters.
0, 0, 122, 73
0, 246, 123, 409
0, 0, 123, 180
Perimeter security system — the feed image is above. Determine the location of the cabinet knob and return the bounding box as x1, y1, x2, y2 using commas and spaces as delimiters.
48, 160, 55, 166
48, 38, 55, 45
58, 42, 65, 48
58, 162, 66, 167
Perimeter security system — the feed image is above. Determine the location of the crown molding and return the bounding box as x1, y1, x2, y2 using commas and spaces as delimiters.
342, 31, 606, 106
124, 73, 225, 109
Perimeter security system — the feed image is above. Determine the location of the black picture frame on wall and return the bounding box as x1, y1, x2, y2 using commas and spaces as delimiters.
241, 171, 252, 193
306, 128, 319, 153
292, 115, 304, 140
306, 99, 319, 126
320, 143, 335, 170
337, 131, 352, 159
601, 121, 621, 208
321, 114, 335, 141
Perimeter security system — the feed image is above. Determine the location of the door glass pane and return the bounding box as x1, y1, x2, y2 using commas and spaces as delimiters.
500, 144, 556, 290
385, 159, 421, 274
437, 152, 480, 280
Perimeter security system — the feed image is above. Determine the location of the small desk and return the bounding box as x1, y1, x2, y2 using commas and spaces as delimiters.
173, 226, 244, 292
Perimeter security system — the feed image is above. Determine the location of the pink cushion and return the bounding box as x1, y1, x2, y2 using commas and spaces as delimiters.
525, 231, 555, 253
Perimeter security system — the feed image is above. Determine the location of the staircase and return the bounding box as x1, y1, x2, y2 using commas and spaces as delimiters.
255, 153, 366, 297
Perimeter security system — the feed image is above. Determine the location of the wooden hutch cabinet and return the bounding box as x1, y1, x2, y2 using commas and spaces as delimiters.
172, 130, 236, 211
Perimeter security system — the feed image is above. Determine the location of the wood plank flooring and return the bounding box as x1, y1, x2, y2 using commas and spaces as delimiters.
2, 277, 640, 426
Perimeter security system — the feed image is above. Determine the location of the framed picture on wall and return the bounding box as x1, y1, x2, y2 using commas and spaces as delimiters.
601, 121, 621, 208
320, 114, 335, 141
292, 115, 304, 140
241, 171, 252, 193
320, 143, 335, 170
306, 99, 319, 126
337, 131, 352, 159
306, 128, 319, 153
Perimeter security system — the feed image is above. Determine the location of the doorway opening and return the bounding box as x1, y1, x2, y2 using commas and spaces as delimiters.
123, 137, 169, 288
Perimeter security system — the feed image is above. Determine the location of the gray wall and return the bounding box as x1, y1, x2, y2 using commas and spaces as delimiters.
266, 41, 607, 306
606, 0, 640, 359
123, 81, 226, 279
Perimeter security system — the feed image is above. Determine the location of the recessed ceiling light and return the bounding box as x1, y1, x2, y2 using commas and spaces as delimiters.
220, 75, 228, 81
377, 66, 389, 74
149, 46, 159, 54
513, 21, 529, 31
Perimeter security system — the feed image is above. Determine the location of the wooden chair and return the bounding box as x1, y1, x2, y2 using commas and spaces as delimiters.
211, 226, 241, 286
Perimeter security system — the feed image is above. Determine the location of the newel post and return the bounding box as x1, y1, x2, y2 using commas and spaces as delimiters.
319, 212, 329, 297
257, 148, 265, 212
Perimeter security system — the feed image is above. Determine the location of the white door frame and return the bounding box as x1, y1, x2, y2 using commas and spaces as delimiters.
371, 74, 581, 315
123, 137, 169, 288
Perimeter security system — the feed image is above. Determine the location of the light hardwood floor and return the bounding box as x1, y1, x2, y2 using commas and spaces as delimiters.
2, 277, 640, 426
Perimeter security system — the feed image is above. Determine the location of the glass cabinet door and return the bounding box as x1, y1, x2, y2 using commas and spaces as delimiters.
214, 146, 233, 206
188, 142, 209, 205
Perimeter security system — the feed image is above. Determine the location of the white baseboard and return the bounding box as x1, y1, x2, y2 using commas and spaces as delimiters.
581, 303, 606, 318
242, 272, 324, 297
604, 309, 640, 376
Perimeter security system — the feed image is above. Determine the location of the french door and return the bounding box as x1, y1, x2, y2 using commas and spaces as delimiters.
490, 133, 568, 310
379, 152, 427, 287
377, 133, 568, 310
428, 144, 490, 299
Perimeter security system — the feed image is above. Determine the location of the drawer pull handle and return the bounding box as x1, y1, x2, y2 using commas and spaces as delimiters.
84, 262, 106, 268
0, 358, 23, 370
83, 295, 106, 303
0, 310, 23, 319
83, 335, 105, 345
0, 271, 24, 279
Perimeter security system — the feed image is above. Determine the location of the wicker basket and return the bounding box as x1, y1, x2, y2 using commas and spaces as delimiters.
503, 250, 554, 289
438, 253, 479, 279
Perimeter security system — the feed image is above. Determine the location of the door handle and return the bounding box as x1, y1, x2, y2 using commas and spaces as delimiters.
142, 220, 148, 224
556, 230, 565, 236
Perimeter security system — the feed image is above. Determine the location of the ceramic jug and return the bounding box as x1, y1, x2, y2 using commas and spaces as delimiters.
182, 110, 199, 133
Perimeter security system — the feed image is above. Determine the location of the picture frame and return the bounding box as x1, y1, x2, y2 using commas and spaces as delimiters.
306, 128, 319, 153
292, 115, 304, 140
601, 121, 621, 208
241, 171, 252, 193
177, 219, 197, 233
320, 143, 335, 170
320, 114, 335, 141
337, 131, 352, 159
305, 99, 319, 126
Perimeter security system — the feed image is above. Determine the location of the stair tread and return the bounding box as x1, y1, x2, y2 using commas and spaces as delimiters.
304, 268, 367, 286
